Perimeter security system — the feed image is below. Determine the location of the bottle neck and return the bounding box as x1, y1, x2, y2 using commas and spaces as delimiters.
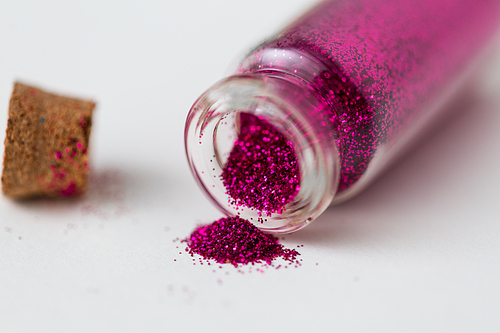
185, 50, 340, 233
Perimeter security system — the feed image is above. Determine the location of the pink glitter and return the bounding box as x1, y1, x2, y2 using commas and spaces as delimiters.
183, 217, 299, 267
244, 0, 500, 192
221, 113, 300, 215
60, 182, 77, 196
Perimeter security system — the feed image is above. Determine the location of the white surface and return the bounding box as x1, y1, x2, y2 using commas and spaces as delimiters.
1, 1, 500, 332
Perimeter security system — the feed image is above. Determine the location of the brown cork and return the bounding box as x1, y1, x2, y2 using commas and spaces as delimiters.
2, 82, 95, 199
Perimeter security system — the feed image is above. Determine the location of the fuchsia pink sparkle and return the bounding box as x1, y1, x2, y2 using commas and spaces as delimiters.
183, 216, 299, 267
182, 0, 500, 267
221, 113, 301, 215
184, 115, 302, 267
245, 0, 500, 192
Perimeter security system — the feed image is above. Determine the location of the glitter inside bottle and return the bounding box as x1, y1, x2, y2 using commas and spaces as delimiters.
185, 0, 500, 233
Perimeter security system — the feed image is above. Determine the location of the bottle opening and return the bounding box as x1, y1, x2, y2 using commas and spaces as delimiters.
185, 74, 340, 233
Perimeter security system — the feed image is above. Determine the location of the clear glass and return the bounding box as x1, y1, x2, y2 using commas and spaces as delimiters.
185, 0, 500, 233
185, 73, 340, 233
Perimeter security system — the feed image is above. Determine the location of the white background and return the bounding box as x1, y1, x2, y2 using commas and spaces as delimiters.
1, 1, 500, 332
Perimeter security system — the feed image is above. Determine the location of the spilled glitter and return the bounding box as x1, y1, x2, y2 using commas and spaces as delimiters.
182, 216, 300, 268
221, 113, 301, 215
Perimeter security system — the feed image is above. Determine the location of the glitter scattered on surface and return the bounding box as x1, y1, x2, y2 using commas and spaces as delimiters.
80, 169, 131, 220
221, 113, 301, 215
183, 216, 300, 267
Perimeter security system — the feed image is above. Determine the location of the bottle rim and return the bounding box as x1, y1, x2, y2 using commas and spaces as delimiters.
185, 74, 340, 233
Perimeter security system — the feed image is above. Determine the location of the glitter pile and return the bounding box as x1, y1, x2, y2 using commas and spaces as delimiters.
220, 113, 301, 215
183, 216, 299, 267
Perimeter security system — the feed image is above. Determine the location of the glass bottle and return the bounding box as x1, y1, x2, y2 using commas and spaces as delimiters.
185, 0, 500, 233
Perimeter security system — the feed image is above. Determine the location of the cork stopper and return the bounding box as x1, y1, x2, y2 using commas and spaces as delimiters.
2, 82, 95, 199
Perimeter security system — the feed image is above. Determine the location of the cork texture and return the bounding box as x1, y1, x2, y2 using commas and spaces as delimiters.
2, 82, 95, 199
